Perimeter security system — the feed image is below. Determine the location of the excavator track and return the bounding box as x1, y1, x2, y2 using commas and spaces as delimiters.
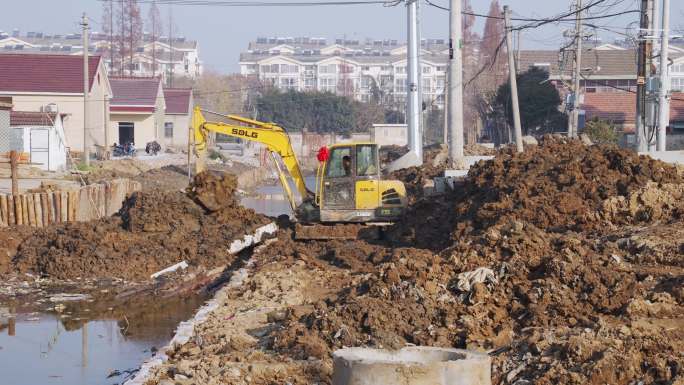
294, 223, 383, 241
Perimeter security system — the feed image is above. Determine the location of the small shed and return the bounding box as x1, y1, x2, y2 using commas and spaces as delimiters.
5, 110, 68, 171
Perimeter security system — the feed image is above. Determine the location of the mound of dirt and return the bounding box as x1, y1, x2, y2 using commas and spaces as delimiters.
9, 172, 270, 280
389, 136, 683, 250
264, 137, 684, 385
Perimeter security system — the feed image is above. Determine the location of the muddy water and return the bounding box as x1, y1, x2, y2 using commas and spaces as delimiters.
0, 294, 207, 385
0, 176, 300, 385
241, 176, 316, 217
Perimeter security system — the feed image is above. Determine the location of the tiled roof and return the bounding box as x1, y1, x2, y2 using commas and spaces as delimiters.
0, 53, 101, 93
163, 88, 192, 115
10, 111, 57, 126
519, 49, 645, 78
583, 92, 684, 132
109, 77, 161, 109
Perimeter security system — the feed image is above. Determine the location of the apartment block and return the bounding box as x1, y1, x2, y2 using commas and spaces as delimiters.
239, 37, 451, 109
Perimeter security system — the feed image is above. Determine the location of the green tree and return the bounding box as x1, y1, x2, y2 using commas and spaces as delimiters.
494, 67, 567, 135
255, 89, 391, 135
583, 118, 618, 144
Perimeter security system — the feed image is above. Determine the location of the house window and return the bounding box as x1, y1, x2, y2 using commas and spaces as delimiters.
422, 78, 432, 91
304, 78, 316, 88
164, 122, 174, 138
422, 66, 432, 74
320, 64, 337, 74
280, 77, 297, 89
319, 77, 336, 92
280, 64, 298, 73
395, 78, 407, 93
396, 66, 406, 74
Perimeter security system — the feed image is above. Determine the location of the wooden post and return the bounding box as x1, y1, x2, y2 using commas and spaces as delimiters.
7, 195, 14, 225
47, 192, 56, 224
67, 191, 76, 222
21, 194, 29, 226
54, 191, 61, 224
14, 195, 22, 226
0, 195, 7, 226
61, 192, 68, 222
98, 185, 105, 219
104, 182, 111, 217
27, 194, 35, 227
10, 150, 19, 196
40, 193, 49, 226
34, 193, 43, 228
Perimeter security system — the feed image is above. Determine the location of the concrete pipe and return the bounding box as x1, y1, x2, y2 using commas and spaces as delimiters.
332, 346, 491, 385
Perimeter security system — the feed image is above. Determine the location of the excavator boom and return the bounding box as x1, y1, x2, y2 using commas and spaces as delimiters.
192, 107, 311, 211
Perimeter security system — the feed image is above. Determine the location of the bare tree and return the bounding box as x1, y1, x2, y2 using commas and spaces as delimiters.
101, 0, 117, 74
125, 0, 143, 76
470, 0, 508, 144
147, 0, 162, 77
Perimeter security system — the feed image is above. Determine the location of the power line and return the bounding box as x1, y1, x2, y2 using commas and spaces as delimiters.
98, 0, 400, 6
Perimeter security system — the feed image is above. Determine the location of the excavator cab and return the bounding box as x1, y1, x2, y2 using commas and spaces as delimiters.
314, 143, 406, 223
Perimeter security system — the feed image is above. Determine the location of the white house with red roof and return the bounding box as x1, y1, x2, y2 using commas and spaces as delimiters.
162, 88, 193, 149
0, 53, 111, 154
108, 77, 165, 148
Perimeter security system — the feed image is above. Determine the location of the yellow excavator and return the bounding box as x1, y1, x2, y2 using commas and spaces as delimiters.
191, 107, 407, 239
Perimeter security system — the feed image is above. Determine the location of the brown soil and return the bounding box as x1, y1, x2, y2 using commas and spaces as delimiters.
4, 172, 270, 281
244, 137, 683, 385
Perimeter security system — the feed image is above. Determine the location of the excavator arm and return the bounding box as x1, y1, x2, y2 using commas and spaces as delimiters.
192, 107, 311, 211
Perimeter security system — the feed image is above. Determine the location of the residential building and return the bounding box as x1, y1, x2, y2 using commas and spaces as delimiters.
0, 30, 202, 83
0, 53, 112, 153
163, 88, 193, 149
239, 37, 450, 109
109, 77, 165, 148
518, 46, 684, 94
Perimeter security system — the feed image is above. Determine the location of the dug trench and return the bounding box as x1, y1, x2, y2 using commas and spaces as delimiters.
141, 136, 683, 385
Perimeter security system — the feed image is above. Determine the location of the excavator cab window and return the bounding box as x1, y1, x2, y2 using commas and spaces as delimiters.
356, 144, 378, 177
326, 147, 352, 178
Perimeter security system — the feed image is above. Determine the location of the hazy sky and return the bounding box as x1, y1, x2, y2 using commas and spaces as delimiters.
2, 0, 683, 73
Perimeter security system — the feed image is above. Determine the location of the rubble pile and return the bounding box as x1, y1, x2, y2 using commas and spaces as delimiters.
5, 172, 270, 280
266, 137, 684, 384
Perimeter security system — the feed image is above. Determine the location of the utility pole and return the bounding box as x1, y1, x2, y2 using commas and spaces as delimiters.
406, 0, 423, 164
443, 63, 449, 145
636, 0, 652, 152
567, 0, 584, 138
658, 0, 670, 151
81, 13, 90, 166
168, 5, 174, 88
447, 0, 464, 164
504, 6, 523, 153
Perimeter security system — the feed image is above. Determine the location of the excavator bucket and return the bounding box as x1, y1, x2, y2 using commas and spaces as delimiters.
294, 223, 381, 241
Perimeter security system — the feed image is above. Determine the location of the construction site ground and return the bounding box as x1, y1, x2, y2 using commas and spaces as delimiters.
1, 138, 683, 385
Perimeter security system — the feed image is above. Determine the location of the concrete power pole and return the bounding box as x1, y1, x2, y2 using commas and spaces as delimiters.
567, 0, 584, 138
406, 0, 423, 165
447, 0, 464, 164
503, 6, 523, 153
386, 0, 423, 172
657, 0, 670, 151
636, 0, 652, 152
81, 13, 90, 166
